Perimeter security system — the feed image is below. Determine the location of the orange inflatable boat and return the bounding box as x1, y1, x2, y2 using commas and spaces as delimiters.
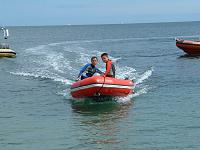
176, 39, 200, 55
70, 76, 134, 98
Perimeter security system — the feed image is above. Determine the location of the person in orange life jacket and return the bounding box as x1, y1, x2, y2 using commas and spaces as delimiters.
101, 53, 115, 78
77, 56, 103, 80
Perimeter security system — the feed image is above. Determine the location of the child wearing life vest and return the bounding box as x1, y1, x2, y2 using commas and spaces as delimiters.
101, 53, 115, 78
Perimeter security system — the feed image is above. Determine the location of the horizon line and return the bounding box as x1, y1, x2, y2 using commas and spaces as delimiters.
4, 20, 200, 27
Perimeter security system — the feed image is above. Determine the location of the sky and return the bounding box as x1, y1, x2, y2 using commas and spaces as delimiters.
0, 0, 200, 26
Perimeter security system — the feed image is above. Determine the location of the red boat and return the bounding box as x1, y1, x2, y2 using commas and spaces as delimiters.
176, 39, 200, 55
70, 76, 134, 98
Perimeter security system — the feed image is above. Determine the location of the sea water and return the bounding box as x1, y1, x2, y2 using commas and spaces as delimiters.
1, 22, 200, 149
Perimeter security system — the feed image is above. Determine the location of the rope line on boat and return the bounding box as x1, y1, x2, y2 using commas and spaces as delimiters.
95, 76, 106, 96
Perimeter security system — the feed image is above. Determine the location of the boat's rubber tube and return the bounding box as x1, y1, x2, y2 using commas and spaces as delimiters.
70, 76, 134, 98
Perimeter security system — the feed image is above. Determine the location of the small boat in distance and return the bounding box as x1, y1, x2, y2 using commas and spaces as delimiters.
176, 38, 200, 56
0, 44, 16, 57
0, 27, 16, 57
70, 76, 134, 99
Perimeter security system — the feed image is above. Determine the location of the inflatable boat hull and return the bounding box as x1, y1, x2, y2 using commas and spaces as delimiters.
176, 39, 200, 55
0, 49, 16, 57
71, 76, 134, 98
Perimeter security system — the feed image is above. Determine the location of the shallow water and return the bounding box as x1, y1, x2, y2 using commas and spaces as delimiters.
1, 22, 200, 149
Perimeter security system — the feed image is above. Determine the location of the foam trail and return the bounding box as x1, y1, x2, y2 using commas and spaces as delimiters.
132, 86, 149, 98
116, 95, 134, 104
116, 66, 137, 80
13, 43, 77, 85
116, 84, 151, 103
115, 66, 153, 103
57, 90, 71, 97
12, 40, 154, 100
135, 67, 154, 85
10, 72, 73, 85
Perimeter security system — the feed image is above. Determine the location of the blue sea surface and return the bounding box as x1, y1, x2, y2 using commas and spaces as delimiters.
1, 22, 200, 149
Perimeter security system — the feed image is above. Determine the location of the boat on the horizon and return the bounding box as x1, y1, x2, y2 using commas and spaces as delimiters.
0, 27, 16, 57
70, 76, 134, 99
176, 38, 200, 56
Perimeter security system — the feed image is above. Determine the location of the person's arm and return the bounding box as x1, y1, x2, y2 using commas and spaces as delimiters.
78, 64, 89, 78
104, 61, 112, 76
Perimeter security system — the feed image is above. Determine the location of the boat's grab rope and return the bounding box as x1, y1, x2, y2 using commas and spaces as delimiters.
95, 76, 106, 96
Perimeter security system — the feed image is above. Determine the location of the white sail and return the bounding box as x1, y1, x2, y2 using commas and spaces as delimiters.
1, 27, 9, 39
6, 29, 9, 37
